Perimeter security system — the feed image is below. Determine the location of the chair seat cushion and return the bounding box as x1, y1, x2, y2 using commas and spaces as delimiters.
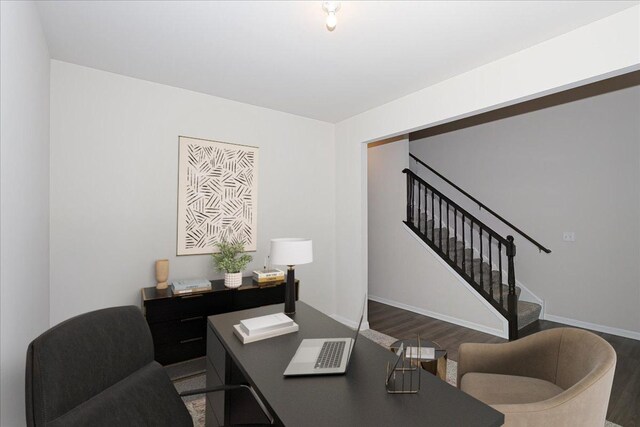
460, 372, 564, 405
48, 362, 193, 427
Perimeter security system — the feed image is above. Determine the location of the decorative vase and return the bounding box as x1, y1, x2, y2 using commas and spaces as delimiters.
155, 259, 169, 290
224, 272, 243, 289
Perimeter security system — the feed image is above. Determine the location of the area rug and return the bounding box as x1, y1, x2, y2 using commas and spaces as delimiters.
172, 329, 622, 427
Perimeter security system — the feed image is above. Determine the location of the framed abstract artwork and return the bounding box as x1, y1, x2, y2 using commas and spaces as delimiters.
177, 136, 258, 255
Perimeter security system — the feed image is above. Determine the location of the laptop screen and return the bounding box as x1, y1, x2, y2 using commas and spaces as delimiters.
345, 296, 367, 370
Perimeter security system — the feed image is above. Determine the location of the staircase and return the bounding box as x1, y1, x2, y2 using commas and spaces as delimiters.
403, 162, 544, 340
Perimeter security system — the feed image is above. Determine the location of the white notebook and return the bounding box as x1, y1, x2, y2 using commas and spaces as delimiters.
239, 313, 293, 336
405, 346, 436, 360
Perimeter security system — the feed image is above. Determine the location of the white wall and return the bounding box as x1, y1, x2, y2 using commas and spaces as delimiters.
410, 85, 640, 337
334, 6, 640, 323
368, 139, 506, 336
50, 61, 335, 324
0, 2, 51, 425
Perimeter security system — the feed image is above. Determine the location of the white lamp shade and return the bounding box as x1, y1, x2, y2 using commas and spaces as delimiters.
270, 238, 313, 266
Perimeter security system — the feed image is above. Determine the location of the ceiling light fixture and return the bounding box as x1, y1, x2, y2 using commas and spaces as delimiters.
322, 2, 341, 32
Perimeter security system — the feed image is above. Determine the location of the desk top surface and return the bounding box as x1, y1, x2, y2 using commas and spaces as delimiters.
208, 302, 503, 427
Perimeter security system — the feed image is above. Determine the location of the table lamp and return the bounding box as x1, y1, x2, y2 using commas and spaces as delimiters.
269, 238, 313, 315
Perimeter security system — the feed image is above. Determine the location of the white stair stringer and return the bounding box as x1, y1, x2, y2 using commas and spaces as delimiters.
402, 222, 509, 339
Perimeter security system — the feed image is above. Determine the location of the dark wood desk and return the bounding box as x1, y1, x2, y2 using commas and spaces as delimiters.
206, 302, 504, 427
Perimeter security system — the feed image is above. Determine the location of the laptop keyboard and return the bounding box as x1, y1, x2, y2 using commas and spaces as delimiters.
315, 341, 346, 369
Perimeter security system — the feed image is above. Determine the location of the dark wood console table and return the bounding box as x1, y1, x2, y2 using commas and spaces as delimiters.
141, 277, 299, 365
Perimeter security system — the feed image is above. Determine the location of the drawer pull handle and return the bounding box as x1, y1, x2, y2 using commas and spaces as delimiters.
180, 316, 203, 323
180, 337, 204, 344
180, 294, 204, 299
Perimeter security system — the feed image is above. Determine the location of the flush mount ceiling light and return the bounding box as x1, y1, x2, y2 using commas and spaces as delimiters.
322, 2, 341, 32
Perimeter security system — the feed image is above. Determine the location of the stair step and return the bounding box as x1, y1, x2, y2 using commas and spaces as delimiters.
452, 248, 474, 264
475, 271, 502, 287
517, 301, 542, 329
446, 239, 465, 254
490, 285, 521, 301
463, 260, 491, 275
427, 228, 449, 242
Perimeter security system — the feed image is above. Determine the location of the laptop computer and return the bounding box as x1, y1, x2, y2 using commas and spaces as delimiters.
283, 298, 366, 376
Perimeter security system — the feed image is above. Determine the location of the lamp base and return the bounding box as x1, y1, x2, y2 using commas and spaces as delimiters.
285, 267, 296, 315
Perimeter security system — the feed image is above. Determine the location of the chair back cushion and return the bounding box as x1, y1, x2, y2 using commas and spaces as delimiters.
26, 306, 191, 426
556, 328, 617, 390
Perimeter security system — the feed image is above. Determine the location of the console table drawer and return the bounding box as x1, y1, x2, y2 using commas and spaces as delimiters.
145, 293, 209, 323
154, 338, 206, 365
149, 317, 206, 345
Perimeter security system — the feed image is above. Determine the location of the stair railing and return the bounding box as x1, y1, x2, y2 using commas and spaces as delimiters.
403, 168, 519, 340
409, 153, 551, 254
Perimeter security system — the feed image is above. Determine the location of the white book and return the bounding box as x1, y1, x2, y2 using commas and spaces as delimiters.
405, 346, 436, 360
233, 322, 299, 344
239, 313, 293, 336
252, 269, 284, 278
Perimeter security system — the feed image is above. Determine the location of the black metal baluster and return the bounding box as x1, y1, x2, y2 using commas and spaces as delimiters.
480, 228, 484, 289
499, 241, 503, 306
470, 220, 474, 283
489, 235, 493, 300
439, 196, 442, 250
446, 201, 450, 254
507, 236, 518, 340
423, 185, 428, 236
431, 189, 435, 243
417, 182, 422, 231
462, 214, 466, 273
454, 208, 458, 266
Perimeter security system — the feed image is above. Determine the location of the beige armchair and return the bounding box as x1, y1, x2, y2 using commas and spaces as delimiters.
458, 328, 616, 427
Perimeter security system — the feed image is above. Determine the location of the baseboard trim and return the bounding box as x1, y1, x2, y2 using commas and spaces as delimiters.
543, 314, 640, 341
368, 294, 508, 339
330, 314, 370, 331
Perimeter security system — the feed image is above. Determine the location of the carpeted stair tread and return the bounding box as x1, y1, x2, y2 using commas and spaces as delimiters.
427, 228, 449, 242
517, 301, 542, 329
488, 285, 521, 301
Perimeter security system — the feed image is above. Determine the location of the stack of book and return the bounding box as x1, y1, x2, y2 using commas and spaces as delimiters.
170, 279, 211, 294
252, 269, 285, 284
233, 312, 299, 344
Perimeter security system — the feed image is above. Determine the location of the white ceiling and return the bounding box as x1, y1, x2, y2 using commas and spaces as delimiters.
36, 1, 637, 123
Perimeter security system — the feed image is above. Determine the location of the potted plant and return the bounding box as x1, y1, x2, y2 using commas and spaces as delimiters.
212, 240, 253, 289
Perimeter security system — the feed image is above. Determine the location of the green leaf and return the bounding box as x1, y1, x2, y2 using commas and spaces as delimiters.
211, 238, 253, 273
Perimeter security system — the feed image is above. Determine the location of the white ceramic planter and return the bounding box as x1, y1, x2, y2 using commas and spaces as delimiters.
224, 272, 243, 289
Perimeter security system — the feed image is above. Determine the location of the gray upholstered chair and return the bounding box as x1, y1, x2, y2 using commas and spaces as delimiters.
458, 327, 616, 427
26, 305, 272, 427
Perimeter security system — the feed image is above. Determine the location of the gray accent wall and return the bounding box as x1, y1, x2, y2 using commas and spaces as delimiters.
410, 85, 640, 336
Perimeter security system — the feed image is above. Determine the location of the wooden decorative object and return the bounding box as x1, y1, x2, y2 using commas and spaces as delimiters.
155, 259, 169, 290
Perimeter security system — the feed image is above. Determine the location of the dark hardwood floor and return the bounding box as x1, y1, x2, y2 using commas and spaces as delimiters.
368, 300, 639, 427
